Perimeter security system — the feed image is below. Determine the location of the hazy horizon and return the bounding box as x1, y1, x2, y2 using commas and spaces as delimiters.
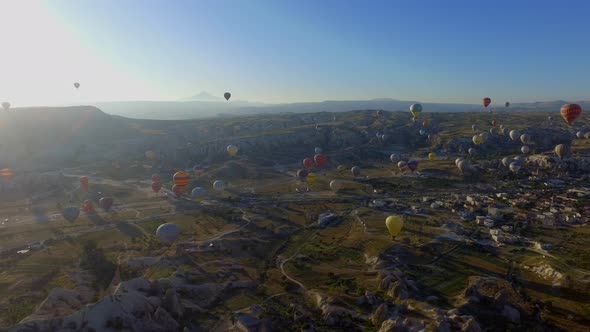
1, 0, 590, 108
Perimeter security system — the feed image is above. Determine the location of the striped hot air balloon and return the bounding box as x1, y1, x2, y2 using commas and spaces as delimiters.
560, 104, 582, 125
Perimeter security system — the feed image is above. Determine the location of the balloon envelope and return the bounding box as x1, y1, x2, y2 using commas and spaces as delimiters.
191, 187, 207, 197
314, 154, 327, 167
554, 144, 570, 159
152, 181, 162, 193
303, 158, 314, 169
471, 124, 477, 132
226, 144, 239, 156
457, 160, 469, 173
173, 171, 190, 186
509, 130, 521, 141
329, 180, 343, 192
224, 92, 231, 101
74, 82, 80, 89
509, 161, 521, 174
521, 146, 530, 154
79, 176, 89, 192
407, 160, 418, 172
505, 102, 510, 107
314, 147, 323, 154
520, 134, 530, 145
472, 135, 483, 145
491, 120, 497, 127
501, 157, 513, 168
560, 104, 582, 125
385, 215, 404, 237
351, 166, 361, 177
62, 207, 80, 223
390, 154, 400, 163
468, 148, 476, 156
82, 200, 95, 213
482, 97, 491, 108
409, 104, 422, 118
156, 223, 180, 244
213, 180, 225, 190
297, 169, 309, 179
397, 161, 408, 171
307, 172, 317, 185
99, 197, 113, 211
428, 152, 436, 161
172, 184, 184, 197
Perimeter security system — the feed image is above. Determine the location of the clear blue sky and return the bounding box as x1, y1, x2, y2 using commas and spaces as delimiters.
2, 0, 590, 105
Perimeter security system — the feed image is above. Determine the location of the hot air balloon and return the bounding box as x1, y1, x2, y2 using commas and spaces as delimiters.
151, 174, 161, 183
499, 124, 505, 130
490, 128, 497, 135
419, 129, 426, 136
226, 144, 239, 156
479, 133, 489, 143
0, 168, 13, 178
297, 169, 309, 180
455, 158, 464, 166
407, 160, 418, 172
351, 166, 361, 177
152, 181, 162, 193
501, 157, 513, 168
213, 180, 225, 190
520, 134, 530, 145
99, 197, 113, 211
156, 223, 180, 244
385, 215, 404, 237
505, 102, 510, 108
501, 127, 509, 136
307, 173, 317, 185
79, 176, 89, 192
303, 158, 314, 169
173, 171, 190, 187
576, 131, 585, 139
145, 150, 157, 161
192, 164, 204, 177
397, 161, 408, 171
74, 82, 80, 89
337, 165, 346, 173
172, 184, 184, 197
472, 135, 483, 145
422, 121, 428, 127
468, 148, 476, 156
428, 152, 436, 161
62, 207, 80, 223
491, 120, 497, 127
314, 147, 323, 154
521, 146, 530, 154
509, 130, 521, 141
224, 92, 231, 101
509, 161, 521, 174
410, 104, 422, 118
560, 104, 582, 125
191, 187, 207, 197
390, 154, 400, 163
314, 154, 327, 167
471, 124, 477, 132
82, 200, 95, 213
554, 144, 570, 159
1, 102, 10, 110
514, 155, 525, 165
457, 160, 469, 174
547, 115, 553, 122
482, 97, 491, 108
376, 110, 383, 117
329, 180, 343, 192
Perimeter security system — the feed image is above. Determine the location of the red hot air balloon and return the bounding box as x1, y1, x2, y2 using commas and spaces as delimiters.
152, 181, 162, 193
79, 176, 89, 192
82, 200, 95, 213
560, 104, 582, 125
173, 171, 190, 186
303, 158, 314, 169
99, 197, 113, 211
314, 154, 327, 167
482, 98, 491, 108
491, 120, 497, 127
151, 174, 161, 183
422, 121, 428, 127
172, 184, 184, 197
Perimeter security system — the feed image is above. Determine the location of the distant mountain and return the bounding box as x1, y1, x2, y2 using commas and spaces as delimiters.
92, 98, 590, 120
182, 91, 223, 102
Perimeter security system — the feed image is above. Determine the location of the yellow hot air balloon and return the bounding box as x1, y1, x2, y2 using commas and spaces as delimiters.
472, 135, 483, 145
385, 215, 404, 238
428, 152, 436, 161
307, 172, 317, 185
226, 144, 239, 156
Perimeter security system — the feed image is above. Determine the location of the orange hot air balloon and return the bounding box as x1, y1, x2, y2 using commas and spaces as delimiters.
314, 154, 327, 167
79, 176, 89, 192
172, 184, 184, 197
173, 171, 190, 187
491, 120, 497, 127
482, 97, 491, 108
0, 168, 13, 178
560, 104, 582, 125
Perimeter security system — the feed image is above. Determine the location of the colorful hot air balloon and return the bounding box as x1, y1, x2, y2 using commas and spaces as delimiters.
173, 171, 190, 187
152, 181, 162, 193
329, 180, 343, 192
224, 92, 231, 101
457, 160, 469, 174
521, 146, 530, 154
509, 130, 521, 141
1, 102, 10, 110
297, 169, 309, 180
62, 207, 80, 223
560, 104, 582, 125
213, 180, 225, 190
520, 133, 530, 145
307, 173, 317, 185
397, 161, 408, 171
303, 158, 314, 169
151, 174, 161, 183
410, 104, 422, 118
82, 200, 95, 213
505, 102, 510, 108
156, 223, 180, 244
385, 215, 404, 237
509, 161, 521, 174
407, 160, 418, 172
74, 82, 80, 89
351, 166, 361, 177
482, 97, 491, 108
428, 152, 436, 161
314, 154, 327, 167
390, 154, 400, 163
226, 144, 239, 156
172, 184, 184, 197
554, 144, 570, 159
99, 197, 113, 211
491, 120, 497, 127
314, 147, 323, 154
79, 176, 89, 192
